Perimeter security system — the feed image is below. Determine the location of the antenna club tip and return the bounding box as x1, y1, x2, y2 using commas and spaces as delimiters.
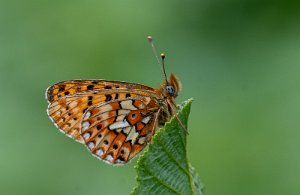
161, 53, 165, 59
147, 36, 153, 43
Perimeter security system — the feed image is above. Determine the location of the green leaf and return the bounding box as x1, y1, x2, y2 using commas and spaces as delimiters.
131, 99, 204, 195
189, 164, 205, 195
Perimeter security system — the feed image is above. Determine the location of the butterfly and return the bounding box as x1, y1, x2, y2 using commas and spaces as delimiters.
45, 37, 182, 165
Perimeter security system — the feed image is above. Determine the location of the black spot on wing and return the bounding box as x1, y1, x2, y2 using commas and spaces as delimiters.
87, 85, 94, 90
59, 85, 65, 92
105, 94, 112, 101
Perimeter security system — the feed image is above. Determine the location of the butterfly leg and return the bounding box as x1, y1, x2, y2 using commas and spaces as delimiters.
150, 109, 161, 137
167, 99, 189, 134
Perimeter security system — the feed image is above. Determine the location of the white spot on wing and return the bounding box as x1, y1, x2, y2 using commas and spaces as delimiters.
96, 149, 104, 156
118, 109, 130, 115
82, 121, 90, 130
142, 116, 151, 124
83, 132, 90, 140
116, 159, 125, 164
123, 126, 131, 134
126, 126, 139, 145
83, 111, 91, 120
138, 137, 146, 145
88, 142, 95, 149
120, 100, 137, 110
116, 115, 125, 121
106, 154, 114, 162
109, 120, 130, 130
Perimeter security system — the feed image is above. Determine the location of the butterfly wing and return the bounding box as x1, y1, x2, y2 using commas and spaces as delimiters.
46, 80, 161, 144
80, 97, 161, 164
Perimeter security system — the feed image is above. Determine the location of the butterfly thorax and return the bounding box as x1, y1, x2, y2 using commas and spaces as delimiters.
156, 73, 181, 125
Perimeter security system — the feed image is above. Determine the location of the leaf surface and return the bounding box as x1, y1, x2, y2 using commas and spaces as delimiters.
132, 99, 204, 195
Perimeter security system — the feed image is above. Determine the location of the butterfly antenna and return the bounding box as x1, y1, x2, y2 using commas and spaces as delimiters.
147, 36, 169, 84
147, 36, 161, 66
161, 53, 169, 84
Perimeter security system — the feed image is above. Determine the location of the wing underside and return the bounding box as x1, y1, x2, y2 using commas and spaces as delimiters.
46, 80, 163, 164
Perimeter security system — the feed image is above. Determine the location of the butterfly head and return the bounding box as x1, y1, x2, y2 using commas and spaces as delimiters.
164, 73, 181, 98
158, 73, 181, 119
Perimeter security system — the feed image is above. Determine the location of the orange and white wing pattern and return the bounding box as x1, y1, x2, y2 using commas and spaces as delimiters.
46, 80, 163, 164
80, 97, 160, 164
46, 80, 157, 143
45, 37, 183, 165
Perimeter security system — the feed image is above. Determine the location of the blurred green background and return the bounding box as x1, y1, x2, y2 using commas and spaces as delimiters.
1, 0, 300, 194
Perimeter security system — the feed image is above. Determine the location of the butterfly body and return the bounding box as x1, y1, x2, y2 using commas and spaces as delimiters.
46, 73, 181, 165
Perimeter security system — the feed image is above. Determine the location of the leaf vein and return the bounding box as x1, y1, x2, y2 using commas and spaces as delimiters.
156, 137, 190, 176
141, 162, 181, 195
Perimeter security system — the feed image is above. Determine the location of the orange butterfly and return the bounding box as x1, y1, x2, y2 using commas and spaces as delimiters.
45, 37, 181, 165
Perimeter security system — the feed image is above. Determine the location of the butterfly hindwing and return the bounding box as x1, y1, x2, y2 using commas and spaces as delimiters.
80, 97, 160, 164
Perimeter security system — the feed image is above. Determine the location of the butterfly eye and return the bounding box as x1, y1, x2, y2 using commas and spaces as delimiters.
166, 85, 175, 96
